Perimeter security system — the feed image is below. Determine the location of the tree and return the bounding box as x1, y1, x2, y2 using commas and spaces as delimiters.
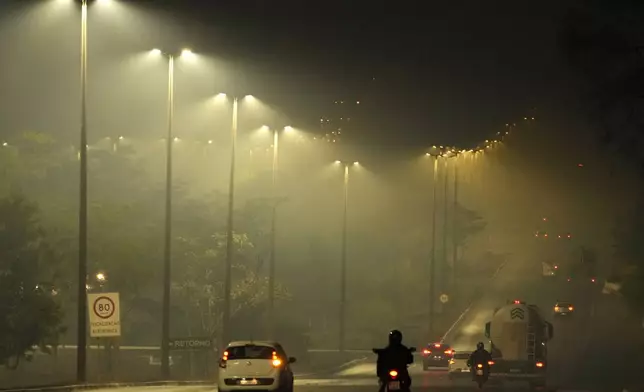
453, 202, 487, 251
0, 195, 65, 369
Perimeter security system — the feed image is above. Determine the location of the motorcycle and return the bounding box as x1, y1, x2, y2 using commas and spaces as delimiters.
472, 360, 493, 389
372, 347, 416, 392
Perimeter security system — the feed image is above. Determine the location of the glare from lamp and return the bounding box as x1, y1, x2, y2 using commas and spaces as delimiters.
180, 48, 194, 58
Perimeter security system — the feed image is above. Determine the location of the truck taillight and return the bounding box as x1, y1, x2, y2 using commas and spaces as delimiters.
536, 361, 544, 368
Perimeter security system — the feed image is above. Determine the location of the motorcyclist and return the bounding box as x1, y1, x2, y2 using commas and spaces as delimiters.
467, 342, 493, 380
375, 330, 414, 391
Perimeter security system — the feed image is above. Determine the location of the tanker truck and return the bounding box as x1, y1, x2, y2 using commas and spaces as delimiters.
484, 300, 553, 389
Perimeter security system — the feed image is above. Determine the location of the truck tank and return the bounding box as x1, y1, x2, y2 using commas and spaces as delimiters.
485, 300, 553, 387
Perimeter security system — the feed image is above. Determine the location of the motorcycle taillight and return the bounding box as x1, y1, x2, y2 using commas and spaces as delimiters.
389, 370, 398, 379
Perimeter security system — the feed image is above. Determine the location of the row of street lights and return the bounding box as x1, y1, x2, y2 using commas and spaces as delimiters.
70, 0, 504, 379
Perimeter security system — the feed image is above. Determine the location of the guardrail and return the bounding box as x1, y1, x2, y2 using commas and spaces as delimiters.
49, 345, 375, 353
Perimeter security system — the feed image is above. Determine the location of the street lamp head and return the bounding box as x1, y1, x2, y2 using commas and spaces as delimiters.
284, 126, 294, 132
260, 125, 270, 132
180, 48, 195, 59
334, 160, 342, 164
353, 161, 359, 166
96, 272, 106, 282
244, 95, 256, 102
150, 48, 162, 56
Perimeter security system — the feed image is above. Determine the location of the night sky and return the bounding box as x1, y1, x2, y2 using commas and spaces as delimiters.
124, 0, 575, 148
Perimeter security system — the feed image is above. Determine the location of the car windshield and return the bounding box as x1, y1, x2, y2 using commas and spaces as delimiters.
226, 345, 275, 360
428, 343, 449, 350
556, 303, 572, 307
454, 353, 470, 360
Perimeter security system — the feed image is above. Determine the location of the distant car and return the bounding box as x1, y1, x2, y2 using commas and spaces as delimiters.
218, 341, 296, 392
422, 342, 453, 369
448, 351, 472, 379
554, 301, 574, 316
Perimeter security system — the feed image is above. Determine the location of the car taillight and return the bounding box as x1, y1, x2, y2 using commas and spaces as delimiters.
488, 361, 495, 366
389, 370, 398, 379
536, 362, 544, 368
591, 278, 596, 283
554, 306, 560, 311
444, 350, 453, 355
433, 344, 441, 348
568, 306, 573, 311
477, 364, 483, 369
219, 350, 229, 369
271, 351, 282, 367
423, 349, 431, 355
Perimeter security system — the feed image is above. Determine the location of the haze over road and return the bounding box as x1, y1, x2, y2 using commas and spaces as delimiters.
309, 257, 641, 392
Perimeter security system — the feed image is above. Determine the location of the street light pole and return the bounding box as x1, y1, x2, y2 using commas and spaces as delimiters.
267, 128, 279, 339
451, 162, 459, 291
428, 156, 438, 339
160, 54, 175, 379
441, 157, 449, 296
76, 0, 89, 382
222, 96, 239, 348
339, 163, 349, 352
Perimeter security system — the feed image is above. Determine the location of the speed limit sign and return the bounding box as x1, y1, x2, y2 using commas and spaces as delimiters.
88, 292, 121, 337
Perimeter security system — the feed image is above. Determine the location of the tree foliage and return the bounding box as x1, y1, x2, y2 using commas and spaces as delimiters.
0, 195, 65, 369
453, 202, 487, 248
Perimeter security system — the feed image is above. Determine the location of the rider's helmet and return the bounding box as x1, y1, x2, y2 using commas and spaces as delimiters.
476, 342, 485, 350
388, 330, 403, 345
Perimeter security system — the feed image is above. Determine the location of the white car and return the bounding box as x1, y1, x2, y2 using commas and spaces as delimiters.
218, 340, 296, 392
447, 352, 471, 379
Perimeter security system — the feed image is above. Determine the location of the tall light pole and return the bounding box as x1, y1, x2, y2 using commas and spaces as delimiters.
441, 150, 457, 295
76, 0, 89, 382
451, 158, 459, 291
220, 94, 255, 349
428, 154, 438, 339
151, 47, 194, 379
267, 125, 293, 339
334, 160, 359, 352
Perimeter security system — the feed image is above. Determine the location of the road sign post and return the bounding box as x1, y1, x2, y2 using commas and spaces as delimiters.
88, 292, 121, 338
